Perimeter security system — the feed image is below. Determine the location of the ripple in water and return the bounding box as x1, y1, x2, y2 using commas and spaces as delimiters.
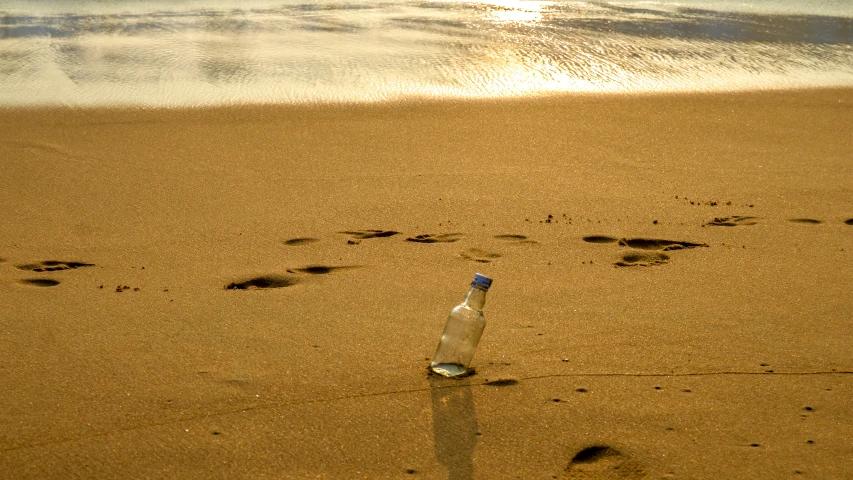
0, 0, 851, 106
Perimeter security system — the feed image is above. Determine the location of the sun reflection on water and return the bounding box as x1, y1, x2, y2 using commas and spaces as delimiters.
472, 0, 554, 24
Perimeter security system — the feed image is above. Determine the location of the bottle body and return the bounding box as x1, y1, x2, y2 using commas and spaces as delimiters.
430, 275, 491, 377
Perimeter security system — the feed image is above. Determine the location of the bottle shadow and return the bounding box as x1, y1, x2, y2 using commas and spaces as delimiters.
429, 375, 478, 480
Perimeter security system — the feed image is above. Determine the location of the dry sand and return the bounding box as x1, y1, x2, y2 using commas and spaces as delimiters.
1, 88, 852, 478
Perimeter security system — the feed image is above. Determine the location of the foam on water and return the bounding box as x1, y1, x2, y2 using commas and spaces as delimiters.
1, 0, 852, 107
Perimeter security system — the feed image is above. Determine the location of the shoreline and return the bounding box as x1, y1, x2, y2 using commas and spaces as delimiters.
3, 84, 853, 114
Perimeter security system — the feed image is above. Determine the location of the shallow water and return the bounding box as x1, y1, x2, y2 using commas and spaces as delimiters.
1, 0, 852, 106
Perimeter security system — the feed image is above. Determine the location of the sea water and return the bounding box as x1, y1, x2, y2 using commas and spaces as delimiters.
1, 0, 851, 107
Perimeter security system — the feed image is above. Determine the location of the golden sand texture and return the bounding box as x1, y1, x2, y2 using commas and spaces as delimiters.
1, 89, 852, 478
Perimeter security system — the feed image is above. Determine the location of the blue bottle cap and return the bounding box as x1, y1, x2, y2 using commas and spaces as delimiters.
472, 273, 492, 291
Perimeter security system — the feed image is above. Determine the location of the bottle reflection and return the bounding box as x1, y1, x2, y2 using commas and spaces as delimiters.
429, 376, 478, 480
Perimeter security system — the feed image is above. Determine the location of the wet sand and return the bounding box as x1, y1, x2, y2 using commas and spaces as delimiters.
1, 88, 852, 478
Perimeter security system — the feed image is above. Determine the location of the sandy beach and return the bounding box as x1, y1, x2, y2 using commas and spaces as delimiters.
1, 88, 852, 478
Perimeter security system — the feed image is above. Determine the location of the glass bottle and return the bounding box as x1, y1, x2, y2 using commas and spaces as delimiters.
430, 273, 492, 377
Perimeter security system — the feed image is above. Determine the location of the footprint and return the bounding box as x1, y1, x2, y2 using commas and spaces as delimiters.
18, 278, 61, 287
616, 238, 707, 251
495, 234, 526, 241
494, 234, 537, 244
288, 265, 356, 275
583, 236, 706, 251
283, 237, 319, 246
16, 261, 95, 272
406, 233, 463, 244
564, 446, 646, 479
615, 251, 669, 267
340, 230, 400, 240
483, 378, 519, 387
703, 216, 759, 227
225, 275, 298, 290
460, 248, 501, 263
789, 218, 822, 224
585, 235, 705, 267
582, 235, 618, 244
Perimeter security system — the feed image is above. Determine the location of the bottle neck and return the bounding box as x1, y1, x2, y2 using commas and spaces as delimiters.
463, 286, 487, 311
